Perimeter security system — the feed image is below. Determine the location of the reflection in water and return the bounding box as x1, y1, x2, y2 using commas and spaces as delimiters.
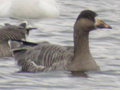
71, 71, 88, 77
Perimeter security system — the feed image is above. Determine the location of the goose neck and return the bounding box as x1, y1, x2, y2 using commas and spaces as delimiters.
74, 29, 90, 57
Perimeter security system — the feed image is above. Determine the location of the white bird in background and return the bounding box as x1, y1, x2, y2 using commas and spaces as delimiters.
0, 0, 59, 19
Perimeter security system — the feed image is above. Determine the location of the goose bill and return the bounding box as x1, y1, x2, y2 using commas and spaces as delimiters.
94, 17, 112, 29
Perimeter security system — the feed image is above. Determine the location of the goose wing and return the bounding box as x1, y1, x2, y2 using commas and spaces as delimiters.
64, 46, 74, 53
10, 40, 73, 72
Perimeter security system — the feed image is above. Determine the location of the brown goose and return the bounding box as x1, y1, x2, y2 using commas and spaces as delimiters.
0, 22, 36, 58
9, 10, 112, 73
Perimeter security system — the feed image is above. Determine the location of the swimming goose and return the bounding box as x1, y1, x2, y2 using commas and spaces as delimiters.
0, 0, 59, 19
0, 22, 36, 58
9, 10, 112, 73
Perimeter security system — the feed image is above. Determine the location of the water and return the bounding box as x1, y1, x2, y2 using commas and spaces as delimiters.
0, 0, 120, 90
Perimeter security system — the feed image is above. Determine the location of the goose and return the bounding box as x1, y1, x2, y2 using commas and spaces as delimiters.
0, 22, 36, 58
9, 10, 112, 73
0, 0, 59, 19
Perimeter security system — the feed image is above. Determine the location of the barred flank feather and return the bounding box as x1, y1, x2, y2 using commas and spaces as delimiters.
10, 40, 73, 72
20, 59, 69, 73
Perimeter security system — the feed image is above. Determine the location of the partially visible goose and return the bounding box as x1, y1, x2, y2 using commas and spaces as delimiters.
9, 10, 112, 73
0, 22, 36, 58
0, 0, 59, 19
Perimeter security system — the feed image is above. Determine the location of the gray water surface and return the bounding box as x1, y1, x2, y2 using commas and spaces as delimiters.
0, 0, 120, 90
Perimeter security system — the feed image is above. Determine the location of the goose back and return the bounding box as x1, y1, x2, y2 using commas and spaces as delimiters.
0, 25, 26, 42
0, 22, 34, 57
10, 40, 73, 72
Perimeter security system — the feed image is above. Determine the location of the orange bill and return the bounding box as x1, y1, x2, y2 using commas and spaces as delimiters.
95, 17, 112, 29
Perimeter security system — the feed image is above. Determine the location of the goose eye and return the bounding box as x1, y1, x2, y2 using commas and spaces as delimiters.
88, 16, 92, 20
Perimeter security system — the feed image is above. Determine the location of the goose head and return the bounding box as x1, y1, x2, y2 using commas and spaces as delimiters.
74, 10, 112, 33
71, 10, 112, 71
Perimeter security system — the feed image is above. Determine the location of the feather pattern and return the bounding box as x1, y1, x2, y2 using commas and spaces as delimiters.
0, 22, 35, 57
10, 10, 112, 73
0, 25, 26, 41
12, 42, 73, 72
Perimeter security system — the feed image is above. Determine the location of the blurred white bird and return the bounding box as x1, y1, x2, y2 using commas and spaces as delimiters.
0, 0, 60, 19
